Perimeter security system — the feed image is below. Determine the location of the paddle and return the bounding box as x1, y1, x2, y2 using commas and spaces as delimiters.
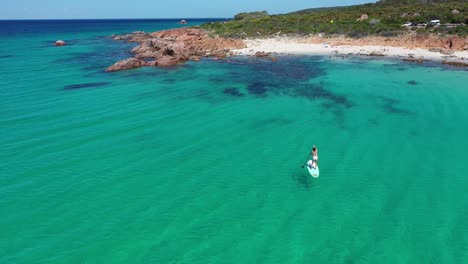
300, 145, 316, 168
300, 152, 311, 168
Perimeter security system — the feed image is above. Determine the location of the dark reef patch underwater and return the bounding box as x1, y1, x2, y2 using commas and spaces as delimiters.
247, 82, 268, 95
208, 56, 354, 111
63, 82, 112, 90
375, 96, 414, 116
223, 87, 245, 97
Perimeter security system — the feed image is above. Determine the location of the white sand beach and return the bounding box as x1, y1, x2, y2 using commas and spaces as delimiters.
233, 37, 468, 64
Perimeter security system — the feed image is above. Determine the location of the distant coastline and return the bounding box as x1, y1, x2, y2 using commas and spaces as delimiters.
199, 0, 467, 66
0, 18, 227, 21
105, 0, 467, 70
106, 27, 467, 71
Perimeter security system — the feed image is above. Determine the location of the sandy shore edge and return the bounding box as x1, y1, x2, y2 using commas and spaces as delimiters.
233, 37, 468, 64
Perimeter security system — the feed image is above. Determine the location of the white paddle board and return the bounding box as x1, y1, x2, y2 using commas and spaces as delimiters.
307, 160, 319, 178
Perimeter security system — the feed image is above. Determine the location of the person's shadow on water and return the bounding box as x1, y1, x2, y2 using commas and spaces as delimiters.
291, 171, 319, 189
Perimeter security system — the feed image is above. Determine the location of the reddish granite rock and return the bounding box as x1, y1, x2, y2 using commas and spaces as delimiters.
442, 60, 468, 67
369, 51, 385, 56
166, 42, 186, 55
108, 27, 245, 70
414, 35, 467, 51
106, 58, 145, 72
145, 60, 158, 67
156, 56, 180, 67
113, 34, 130, 41
131, 41, 153, 53
214, 50, 229, 58
444, 36, 466, 50
403, 56, 424, 63
54, 40, 66, 46
114, 32, 150, 42
255, 51, 271, 57
135, 50, 159, 59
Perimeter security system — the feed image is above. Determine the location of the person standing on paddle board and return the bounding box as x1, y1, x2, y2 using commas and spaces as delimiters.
311, 145, 318, 169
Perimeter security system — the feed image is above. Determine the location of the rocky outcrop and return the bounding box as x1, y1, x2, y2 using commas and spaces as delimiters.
452, 9, 460, 15
255, 51, 271, 57
145, 60, 158, 67
369, 51, 385, 56
54, 40, 66, 46
252, 51, 277, 62
156, 55, 180, 67
113, 32, 151, 42
106, 58, 146, 72
357, 14, 368, 21
442, 60, 468, 67
107, 27, 245, 71
403, 56, 424, 63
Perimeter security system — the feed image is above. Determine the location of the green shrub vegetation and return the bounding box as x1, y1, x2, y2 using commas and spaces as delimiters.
234, 11, 269, 21
201, 0, 467, 37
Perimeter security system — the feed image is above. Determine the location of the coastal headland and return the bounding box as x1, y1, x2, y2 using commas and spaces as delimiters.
107, 28, 467, 71
106, 28, 245, 71
107, 0, 467, 71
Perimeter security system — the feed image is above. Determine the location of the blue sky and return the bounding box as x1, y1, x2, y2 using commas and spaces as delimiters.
1, 0, 376, 19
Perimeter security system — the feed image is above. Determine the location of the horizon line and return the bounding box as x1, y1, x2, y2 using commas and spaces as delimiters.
0, 17, 230, 21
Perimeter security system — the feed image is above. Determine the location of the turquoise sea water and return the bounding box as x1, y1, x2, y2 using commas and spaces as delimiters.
1, 20, 468, 263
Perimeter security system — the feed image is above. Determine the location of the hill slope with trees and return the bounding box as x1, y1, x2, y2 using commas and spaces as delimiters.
201, 0, 467, 37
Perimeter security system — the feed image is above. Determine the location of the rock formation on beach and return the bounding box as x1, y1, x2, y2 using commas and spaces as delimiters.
106, 28, 245, 71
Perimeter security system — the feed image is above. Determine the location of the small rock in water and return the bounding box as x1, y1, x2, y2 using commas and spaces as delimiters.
106, 58, 146, 72
54, 40, 66, 46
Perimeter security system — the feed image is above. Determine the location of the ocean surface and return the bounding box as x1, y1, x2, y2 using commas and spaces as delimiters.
1, 19, 468, 263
